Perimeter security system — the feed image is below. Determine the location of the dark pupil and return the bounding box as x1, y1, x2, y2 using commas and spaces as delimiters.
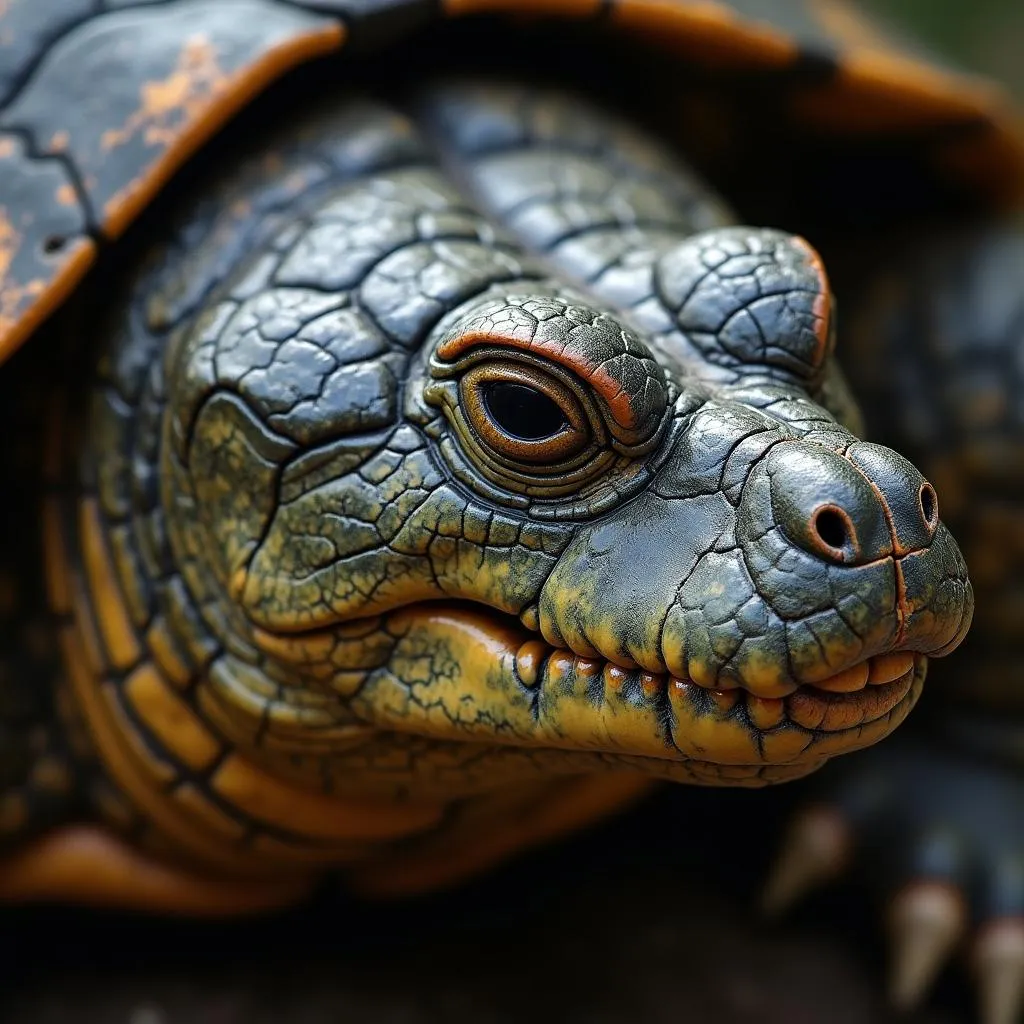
482, 382, 567, 441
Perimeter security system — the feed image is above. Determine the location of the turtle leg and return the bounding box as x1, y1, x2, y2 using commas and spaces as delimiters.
0, 824, 314, 915
764, 221, 1024, 1024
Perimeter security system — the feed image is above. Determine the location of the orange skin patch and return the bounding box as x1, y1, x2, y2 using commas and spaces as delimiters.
0, 827, 314, 915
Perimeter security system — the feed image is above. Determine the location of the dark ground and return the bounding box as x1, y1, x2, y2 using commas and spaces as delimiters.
4, 4, 1020, 1024
1, 783, 972, 1024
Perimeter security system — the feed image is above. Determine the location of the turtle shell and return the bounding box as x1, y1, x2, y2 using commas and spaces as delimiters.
0, 0, 1022, 366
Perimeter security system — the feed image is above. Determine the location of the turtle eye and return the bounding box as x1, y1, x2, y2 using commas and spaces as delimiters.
459, 364, 592, 466
482, 381, 567, 441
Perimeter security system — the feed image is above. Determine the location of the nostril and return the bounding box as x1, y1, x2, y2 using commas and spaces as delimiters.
811, 505, 859, 562
919, 482, 938, 531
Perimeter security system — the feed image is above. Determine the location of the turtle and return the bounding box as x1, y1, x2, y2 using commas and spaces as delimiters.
0, 0, 1017, 1017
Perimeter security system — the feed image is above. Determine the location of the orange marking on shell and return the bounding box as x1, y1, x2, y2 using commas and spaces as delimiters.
101, 37, 226, 153
0, 208, 44, 338
55, 184, 77, 207
0, 223, 95, 366
0, 138, 15, 159
437, 329, 641, 430
49, 130, 69, 153
100, 22, 344, 239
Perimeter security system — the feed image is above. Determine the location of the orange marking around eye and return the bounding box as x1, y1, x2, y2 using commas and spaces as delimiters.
437, 330, 641, 430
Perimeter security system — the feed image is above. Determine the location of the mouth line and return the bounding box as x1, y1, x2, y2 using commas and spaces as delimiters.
250, 599, 922, 761
515, 635, 921, 738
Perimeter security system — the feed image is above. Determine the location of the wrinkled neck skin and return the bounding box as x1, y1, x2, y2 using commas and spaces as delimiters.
59, 80, 971, 874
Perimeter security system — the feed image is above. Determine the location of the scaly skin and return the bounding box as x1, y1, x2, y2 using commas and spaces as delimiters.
0, 81, 971, 905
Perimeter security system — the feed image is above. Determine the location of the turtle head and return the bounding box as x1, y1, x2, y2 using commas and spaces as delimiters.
166, 226, 971, 798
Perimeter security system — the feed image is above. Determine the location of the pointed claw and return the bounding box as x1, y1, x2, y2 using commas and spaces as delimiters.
760, 804, 849, 917
887, 882, 965, 1011
974, 920, 1024, 1024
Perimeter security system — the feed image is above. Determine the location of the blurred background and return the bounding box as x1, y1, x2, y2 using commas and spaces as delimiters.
4, 4, 1024, 1024
864, 0, 1024, 98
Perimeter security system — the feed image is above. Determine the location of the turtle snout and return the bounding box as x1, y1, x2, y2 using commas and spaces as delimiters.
767, 443, 892, 565
845, 442, 939, 554
767, 441, 941, 565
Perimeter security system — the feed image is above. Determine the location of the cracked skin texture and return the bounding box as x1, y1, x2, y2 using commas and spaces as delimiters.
0, 80, 972, 910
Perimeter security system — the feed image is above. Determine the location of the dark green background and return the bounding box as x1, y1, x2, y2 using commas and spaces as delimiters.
864, 0, 1024, 96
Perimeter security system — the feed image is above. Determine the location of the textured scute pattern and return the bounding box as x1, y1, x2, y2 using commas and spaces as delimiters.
0, 0, 1020, 364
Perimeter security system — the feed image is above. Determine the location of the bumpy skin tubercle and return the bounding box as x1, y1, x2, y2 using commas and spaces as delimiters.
4, 83, 971, 904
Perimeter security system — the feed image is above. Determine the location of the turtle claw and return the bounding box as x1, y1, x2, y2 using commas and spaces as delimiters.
760, 804, 849, 917
887, 882, 965, 1010
974, 922, 1024, 1024
762, 737, 1024, 1020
